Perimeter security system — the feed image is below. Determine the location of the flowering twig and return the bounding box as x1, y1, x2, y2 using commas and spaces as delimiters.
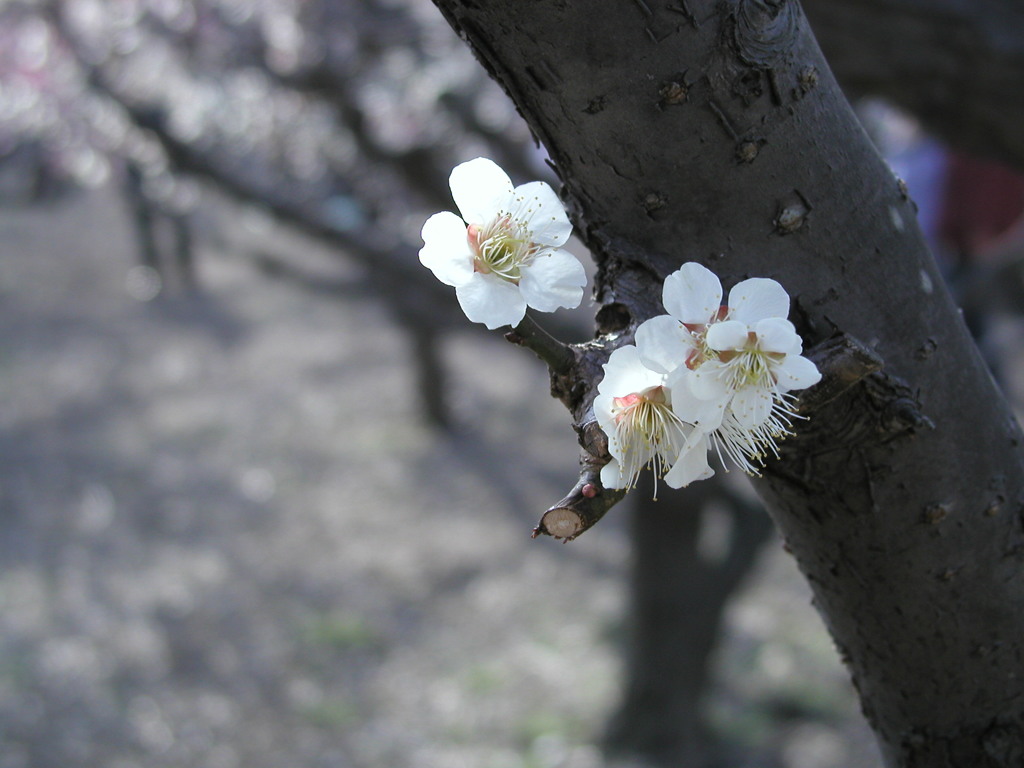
533, 332, 884, 542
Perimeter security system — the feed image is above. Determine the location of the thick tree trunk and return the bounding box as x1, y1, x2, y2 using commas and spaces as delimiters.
431, 0, 1024, 764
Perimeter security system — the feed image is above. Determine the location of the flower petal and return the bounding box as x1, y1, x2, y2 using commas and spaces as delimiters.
689, 360, 730, 401
512, 181, 572, 247
662, 262, 722, 325
454, 273, 527, 329
597, 345, 665, 401
727, 277, 790, 324
519, 248, 587, 312
449, 158, 513, 225
419, 211, 474, 287
664, 433, 714, 488
754, 317, 800, 353
705, 320, 749, 351
601, 459, 626, 490
635, 315, 697, 375
775, 354, 821, 392
729, 385, 773, 429
593, 390, 617, 433
667, 365, 726, 431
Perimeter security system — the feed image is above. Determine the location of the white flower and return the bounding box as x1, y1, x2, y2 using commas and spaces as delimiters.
594, 345, 721, 493
693, 316, 820, 427
635, 262, 821, 473
634, 261, 729, 376
419, 157, 587, 330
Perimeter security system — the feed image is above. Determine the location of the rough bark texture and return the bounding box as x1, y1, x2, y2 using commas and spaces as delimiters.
804, 0, 1024, 172
430, 0, 1024, 765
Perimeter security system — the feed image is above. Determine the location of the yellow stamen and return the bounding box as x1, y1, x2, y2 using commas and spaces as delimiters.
609, 385, 686, 494
467, 215, 537, 284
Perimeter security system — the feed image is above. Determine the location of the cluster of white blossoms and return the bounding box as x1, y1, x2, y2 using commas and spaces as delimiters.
419, 157, 587, 330
418, 160, 820, 495
595, 262, 821, 493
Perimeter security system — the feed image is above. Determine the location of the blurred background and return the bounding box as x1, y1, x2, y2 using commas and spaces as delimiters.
2, 1, 1023, 767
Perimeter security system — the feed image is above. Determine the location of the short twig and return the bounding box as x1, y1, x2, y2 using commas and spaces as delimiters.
533, 465, 626, 542
532, 418, 624, 541
505, 313, 576, 375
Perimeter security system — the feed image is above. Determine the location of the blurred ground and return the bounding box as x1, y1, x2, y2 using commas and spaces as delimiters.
0, 188, 883, 768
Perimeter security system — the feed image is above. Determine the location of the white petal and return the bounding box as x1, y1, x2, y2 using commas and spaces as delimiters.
601, 459, 626, 489
419, 211, 474, 287
597, 345, 665, 400
730, 385, 773, 429
662, 262, 723, 324
705, 320, 749, 351
754, 317, 800, 353
635, 315, 697, 375
689, 360, 731, 401
454, 273, 526, 329
728, 277, 790, 324
775, 354, 821, 392
512, 181, 572, 247
519, 249, 587, 312
449, 158, 514, 225
664, 433, 714, 488
667, 366, 726, 431
593, 391, 617, 432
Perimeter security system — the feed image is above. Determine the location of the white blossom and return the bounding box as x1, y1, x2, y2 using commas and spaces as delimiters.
635, 262, 821, 474
594, 345, 722, 493
419, 157, 587, 330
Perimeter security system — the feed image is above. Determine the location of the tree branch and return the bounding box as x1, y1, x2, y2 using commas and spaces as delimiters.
505, 313, 576, 376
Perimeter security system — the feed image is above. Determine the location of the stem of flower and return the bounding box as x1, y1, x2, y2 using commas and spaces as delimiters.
505, 313, 576, 376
